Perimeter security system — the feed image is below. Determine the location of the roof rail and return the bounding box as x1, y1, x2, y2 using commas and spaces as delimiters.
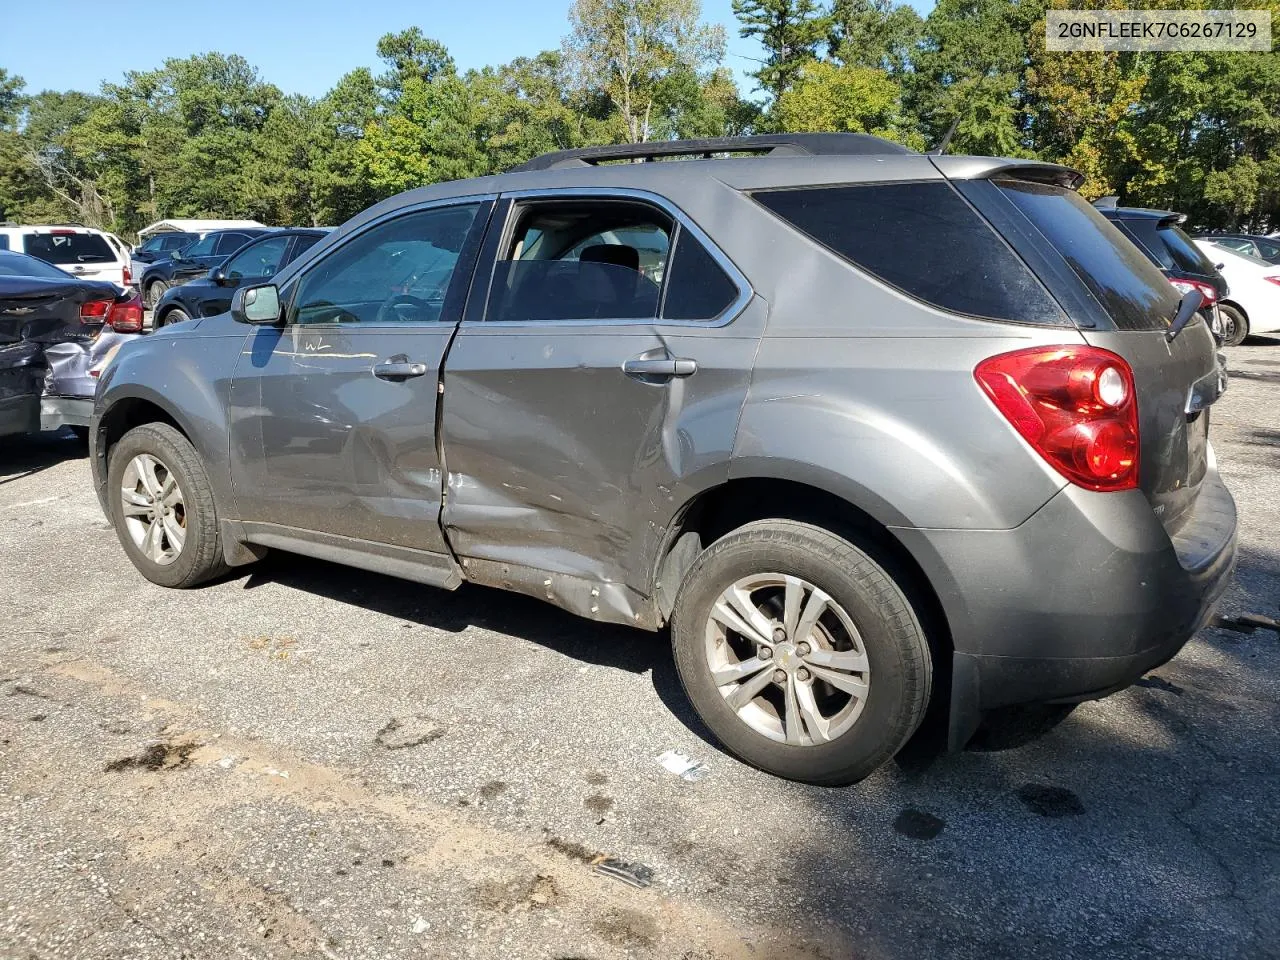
510, 133, 915, 172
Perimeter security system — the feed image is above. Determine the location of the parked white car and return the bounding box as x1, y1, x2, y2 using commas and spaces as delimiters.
1195, 239, 1280, 345
0, 225, 131, 290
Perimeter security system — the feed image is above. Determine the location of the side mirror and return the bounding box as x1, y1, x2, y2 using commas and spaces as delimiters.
210, 267, 227, 285
232, 284, 282, 325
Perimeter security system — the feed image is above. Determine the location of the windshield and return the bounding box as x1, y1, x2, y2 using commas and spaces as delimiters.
0, 250, 74, 279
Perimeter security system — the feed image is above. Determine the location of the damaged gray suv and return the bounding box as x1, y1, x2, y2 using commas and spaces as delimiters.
91, 134, 1237, 785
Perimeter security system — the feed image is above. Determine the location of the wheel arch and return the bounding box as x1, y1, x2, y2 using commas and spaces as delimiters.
650, 474, 954, 664
94, 390, 201, 518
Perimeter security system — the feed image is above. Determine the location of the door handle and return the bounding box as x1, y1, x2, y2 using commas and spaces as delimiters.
372, 359, 429, 381
622, 357, 698, 380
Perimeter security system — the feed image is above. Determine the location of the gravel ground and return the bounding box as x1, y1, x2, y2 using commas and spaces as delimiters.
2, 341, 1278, 960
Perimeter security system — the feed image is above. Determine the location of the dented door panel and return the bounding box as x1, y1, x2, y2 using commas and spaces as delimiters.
440, 298, 767, 605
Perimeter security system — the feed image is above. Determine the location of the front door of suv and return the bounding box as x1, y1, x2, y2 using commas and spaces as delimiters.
227, 199, 489, 555
439, 190, 763, 606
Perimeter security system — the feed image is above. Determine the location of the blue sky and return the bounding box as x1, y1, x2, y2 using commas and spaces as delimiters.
6, 0, 934, 100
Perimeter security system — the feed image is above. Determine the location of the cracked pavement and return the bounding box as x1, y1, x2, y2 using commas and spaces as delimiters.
1, 341, 1278, 960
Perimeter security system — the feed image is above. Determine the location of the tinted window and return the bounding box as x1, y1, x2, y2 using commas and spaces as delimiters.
1158, 223, 1218, 275
214, 232, 253, 256
755, 182, 1063, 324
998, 181, 1179, 331
159, 234, 195, 251
182, 234, 218, 257
1115, 219, 1174, 269
291, 234, 323, 260
0, 236, 8, 251
291, 205, 478, 325
223, 234, 292, 281
663, 229, 739, 320
23, 232, 115, 265
0, 250, 70, 279
1256, 238, 1280, 260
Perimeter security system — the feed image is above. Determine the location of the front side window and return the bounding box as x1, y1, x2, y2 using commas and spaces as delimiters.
486, 198, 739, 323
290, 204, 479, 325
214, 232, 253, 256
182, 234, 218, 258
224, 235, 292, 281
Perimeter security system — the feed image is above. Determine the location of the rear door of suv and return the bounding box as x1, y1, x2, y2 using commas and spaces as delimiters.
21, 229, 126, 288
437, 189, 763, 605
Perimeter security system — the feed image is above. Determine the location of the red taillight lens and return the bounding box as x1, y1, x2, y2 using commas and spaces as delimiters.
975, 346, 1139, 492
1264, 276, 1280, 289
122, 264, 132, 286
1170, 277, 1217, 305
106, 294, 144, 333
80, 299, 112, 323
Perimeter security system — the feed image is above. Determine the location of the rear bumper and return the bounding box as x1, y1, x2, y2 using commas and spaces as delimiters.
40, 395, 94, 431
893, 464, 1237, 749
1, 395, 41, 438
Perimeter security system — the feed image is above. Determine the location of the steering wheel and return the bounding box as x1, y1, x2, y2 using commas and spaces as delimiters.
375, 293, 433, 324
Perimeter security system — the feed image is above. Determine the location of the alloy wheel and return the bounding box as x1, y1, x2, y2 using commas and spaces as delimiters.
119, 453, 186, 565
704, 573, 871, 746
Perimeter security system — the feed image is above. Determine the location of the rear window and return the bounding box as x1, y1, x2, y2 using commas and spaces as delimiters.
996, 181, 1179, 331
22, 232, 115, 265
1158, 222, 1220, 275
753, 182, 1065, 325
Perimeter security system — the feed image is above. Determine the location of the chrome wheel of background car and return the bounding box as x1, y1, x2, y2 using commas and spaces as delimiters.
161, 308, 190, 327
119, 453, 186, 565
704, 573, 871, 746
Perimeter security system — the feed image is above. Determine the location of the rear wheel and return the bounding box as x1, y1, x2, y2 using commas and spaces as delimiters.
158, 307, 189, 328
145, 280, 168, 310
670, 520, 932, 786
1220, 303, 1248, 347
107, 423, 228, 588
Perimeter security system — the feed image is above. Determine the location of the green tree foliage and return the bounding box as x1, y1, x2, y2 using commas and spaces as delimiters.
733, 0, 830, 101
565, 0, 727, 142
6, 0, 1280, 235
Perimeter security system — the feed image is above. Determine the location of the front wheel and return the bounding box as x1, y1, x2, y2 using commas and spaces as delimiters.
670, 520, 932, 786
107, 422, 228, 588
1219, 303, 1249, 347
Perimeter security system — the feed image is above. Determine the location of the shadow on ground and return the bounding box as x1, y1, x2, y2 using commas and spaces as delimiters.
0, 431, 87, 485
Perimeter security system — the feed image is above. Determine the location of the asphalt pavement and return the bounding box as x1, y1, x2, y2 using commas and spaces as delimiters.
1, 341, 1278, 960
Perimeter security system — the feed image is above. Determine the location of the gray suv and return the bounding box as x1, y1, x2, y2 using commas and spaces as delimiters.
90, 135, 1237, 785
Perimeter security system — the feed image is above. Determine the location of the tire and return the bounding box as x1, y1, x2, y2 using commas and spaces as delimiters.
145, 280, 168, 310
1220, 303, 1249, 347
106, 422, 228, 588
158, 307, 189, 328
670, 520, 932, 786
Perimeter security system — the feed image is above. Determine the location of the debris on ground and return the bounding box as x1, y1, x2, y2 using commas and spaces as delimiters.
104, 740, 197, 773
1215, 613, 1280, 635
656, 749, 709, 781
592, 856, 655, 889
375, 715, 445, 750
410, 917, 430, 934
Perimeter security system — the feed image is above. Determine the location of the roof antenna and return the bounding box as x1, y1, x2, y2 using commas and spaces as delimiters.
929, 117, 960, 157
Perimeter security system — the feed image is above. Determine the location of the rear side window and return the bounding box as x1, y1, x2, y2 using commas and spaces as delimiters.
997, 181, 1180, 331
215, 232, 252, 255
0, 236, 8, 251
1115, 219, 1175, 269
23, 232, 115, 265
662, 229, 739, 320
753, 182, 1065, 325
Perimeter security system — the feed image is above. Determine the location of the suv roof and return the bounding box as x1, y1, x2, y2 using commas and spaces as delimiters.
1093, 198, 1182, 223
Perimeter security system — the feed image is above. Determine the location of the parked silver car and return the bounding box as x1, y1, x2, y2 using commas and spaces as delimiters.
1, 250, 144, 439
90, 135, 1236, 784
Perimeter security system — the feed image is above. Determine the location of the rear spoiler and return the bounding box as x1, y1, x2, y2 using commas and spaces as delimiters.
929, 156, 1085, 191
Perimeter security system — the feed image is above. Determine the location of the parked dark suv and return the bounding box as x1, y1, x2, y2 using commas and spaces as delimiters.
90, 135, 1236, 785
139, 229, 271, 308
153, 228, 329, 328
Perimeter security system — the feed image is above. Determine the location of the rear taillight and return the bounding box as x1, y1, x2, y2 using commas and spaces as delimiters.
106, 294, 144, 333
1264, 276, 1280, 289
975, 346, 1140, 492
80, 299, 112, 323
1170, 278, 1217, 305
122, 264, 132, 286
